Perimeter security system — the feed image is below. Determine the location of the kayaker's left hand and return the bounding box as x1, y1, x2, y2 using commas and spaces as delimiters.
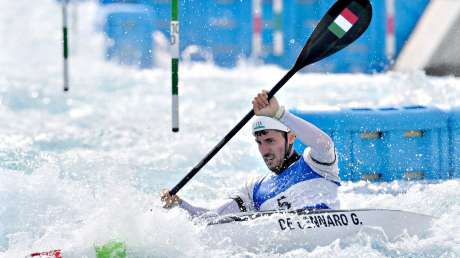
160, 189, 182, 209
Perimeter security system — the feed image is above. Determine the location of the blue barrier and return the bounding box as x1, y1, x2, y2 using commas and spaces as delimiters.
101, 0, 250, 66
340, 0, 386, 73
142, 0, 252, 66
137, 0, 209, 61
292, 106, 450, 182
204, 0, 252, 67
181, 1, 208, 53
97, 0, 429, 71
261, 0, 387, 73
394, 0, 430, 55
448, 107, 460, 178
271, 0, 328, 70
99, 1, 170, 36
260, 0, 274, 62
258, 0, 427, 72
103, 4, 154, 68
100, 0, 139, 3
147, 0, 170, 37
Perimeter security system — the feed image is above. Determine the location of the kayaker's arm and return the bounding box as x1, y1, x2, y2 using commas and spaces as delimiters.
278, 110, 340, 182
178, 199, 209, 217
179, 199, 242, 218
161, 189, 244, 217
279, 110, 335, 164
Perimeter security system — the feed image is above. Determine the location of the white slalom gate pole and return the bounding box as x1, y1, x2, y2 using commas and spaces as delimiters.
252, 0, 262, 59
385, 0, 395, 64
273, 0, 283, 56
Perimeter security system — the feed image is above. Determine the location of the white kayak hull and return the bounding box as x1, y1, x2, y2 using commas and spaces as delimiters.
202, 209, 435, 251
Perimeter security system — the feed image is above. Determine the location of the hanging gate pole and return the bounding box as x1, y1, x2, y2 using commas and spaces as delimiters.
62, 0, 69, 92
171, 0, 179, 132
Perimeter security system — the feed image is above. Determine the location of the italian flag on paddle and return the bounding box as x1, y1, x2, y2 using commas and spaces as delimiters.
328, 7, 359, 38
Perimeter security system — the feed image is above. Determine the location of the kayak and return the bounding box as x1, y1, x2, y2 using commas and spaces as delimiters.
202, 208, 435, 251
27, 208, 434, 256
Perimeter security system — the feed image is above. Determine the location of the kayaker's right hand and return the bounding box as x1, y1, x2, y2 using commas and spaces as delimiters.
252, 90, 284, 119
160, 189, 182, 209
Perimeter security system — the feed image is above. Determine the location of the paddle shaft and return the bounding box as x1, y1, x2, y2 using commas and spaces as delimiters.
169, 68, 298, 195
169, 0, 372, 195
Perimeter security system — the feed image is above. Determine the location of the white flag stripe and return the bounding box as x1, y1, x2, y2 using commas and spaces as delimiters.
335, 15, 353, 32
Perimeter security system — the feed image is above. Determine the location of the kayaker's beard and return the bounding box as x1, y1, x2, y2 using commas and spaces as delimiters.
263, 153, 284, 174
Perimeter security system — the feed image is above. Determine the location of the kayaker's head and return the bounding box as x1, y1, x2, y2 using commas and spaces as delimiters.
252, 116, 296, 174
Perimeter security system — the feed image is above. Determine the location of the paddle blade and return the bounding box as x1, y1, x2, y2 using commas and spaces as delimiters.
294, 0, 372, 70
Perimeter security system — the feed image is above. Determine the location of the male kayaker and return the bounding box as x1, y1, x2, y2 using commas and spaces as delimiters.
161, 90, 340, 217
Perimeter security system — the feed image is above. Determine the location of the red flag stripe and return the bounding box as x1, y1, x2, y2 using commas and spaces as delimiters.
341, 8, 358, 24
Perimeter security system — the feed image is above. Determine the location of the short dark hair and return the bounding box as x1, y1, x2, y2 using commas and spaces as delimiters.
254, 130, 269, 137
254, 129, 286, 137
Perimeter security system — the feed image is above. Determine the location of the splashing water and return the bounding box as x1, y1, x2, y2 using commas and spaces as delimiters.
0, 0, 459, 257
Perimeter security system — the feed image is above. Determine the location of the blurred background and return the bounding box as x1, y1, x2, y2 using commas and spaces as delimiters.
88, 0, 460, 75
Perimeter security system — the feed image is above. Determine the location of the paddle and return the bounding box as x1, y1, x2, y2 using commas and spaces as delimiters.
169, 0, 372, 195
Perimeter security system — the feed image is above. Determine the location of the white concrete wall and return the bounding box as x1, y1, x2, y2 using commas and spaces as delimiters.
394, 0, 460, 76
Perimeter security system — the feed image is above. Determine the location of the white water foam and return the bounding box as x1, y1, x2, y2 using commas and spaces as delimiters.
0, 0, 459, 257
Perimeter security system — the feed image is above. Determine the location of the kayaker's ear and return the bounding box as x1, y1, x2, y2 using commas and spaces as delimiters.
287, 132, 296, 144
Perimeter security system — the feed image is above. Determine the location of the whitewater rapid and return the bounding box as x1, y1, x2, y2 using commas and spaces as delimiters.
0, 0, 459, 257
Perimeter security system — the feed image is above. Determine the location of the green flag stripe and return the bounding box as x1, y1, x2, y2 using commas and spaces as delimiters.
328, 22, 346, 38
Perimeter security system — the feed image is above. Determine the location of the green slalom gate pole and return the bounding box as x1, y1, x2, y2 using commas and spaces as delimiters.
62, 0, 69, 92
171, 0, 179, 132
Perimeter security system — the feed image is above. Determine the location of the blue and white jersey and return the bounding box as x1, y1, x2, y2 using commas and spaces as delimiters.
178, 111, 341, 218
235, 147, 340, 211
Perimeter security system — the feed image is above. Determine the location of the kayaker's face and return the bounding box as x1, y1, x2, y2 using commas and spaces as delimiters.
255, 130, 287, 172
